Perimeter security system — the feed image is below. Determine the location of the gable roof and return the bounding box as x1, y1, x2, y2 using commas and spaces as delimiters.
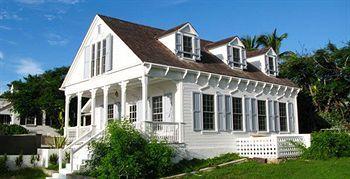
98, 14, 297, 87
205, 36, 238, 49
247, 47, 272, 58
155, 22, 189, 39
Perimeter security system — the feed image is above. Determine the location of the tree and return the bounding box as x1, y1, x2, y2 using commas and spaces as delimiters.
241, 35, 260, 51
257, 28, 290, 57
2, 66, 69, 128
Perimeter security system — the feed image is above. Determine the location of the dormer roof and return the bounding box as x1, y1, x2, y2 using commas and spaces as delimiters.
98, 14, 297, 87
155, 22, 198, 39
247, 47, 276, 58
206, 36, 239, 49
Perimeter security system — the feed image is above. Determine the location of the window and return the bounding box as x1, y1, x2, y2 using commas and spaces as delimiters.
257, 100, 267, 131
96, 42, 101, 75
0, 114, 11, 124
129, 105, 137, 122
232, 97, 243, 131
268, 56, 275, 75
183, 35, 193, 58
279, 103, 287, 132
102, 39, 106, 74
91, 44, 95, 77
152, 96, 163, 121
107, 104, 114, 119
232, 47, 241, 67
203, 94, 214, 130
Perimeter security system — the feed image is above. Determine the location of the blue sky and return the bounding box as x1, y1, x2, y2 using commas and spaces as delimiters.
0, 0, 349, 92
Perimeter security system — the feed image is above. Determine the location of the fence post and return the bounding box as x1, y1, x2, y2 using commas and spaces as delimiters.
70, 148, 74, 172
58, 149, 62, 171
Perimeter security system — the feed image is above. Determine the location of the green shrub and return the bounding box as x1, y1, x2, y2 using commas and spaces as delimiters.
0, 124, 28, 135
15, 153, 23, 167
86, 121, 174, 178
51, 136, 67, 149
0, 154, 8, 173
301, 131, 350, 160
49, 153, 58, 165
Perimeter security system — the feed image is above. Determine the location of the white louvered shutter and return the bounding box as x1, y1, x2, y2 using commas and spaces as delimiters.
175, 32, 183, 58
242, 48, 247, 69
194, 36, 201, 60
251, 98, 257, 132
163, 93, 173, 122
217, 95, 225, 131
83, 45, 91, 79
245, 97, 251, 131
274, 101, 280, 132
288, 102, 295, 133
225, 95, 232, 131
136, 101, 142, 122
105, 34, 113, 72
265, 55, 269, 73
227, 46, 233, 66
268, 100, 275, 132
193, 92, 202, 131
275, 57, 279, 76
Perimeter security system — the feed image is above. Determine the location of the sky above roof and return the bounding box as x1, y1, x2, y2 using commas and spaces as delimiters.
0, 0, 349, 92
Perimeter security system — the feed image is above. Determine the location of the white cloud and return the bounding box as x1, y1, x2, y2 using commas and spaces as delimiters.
16, 58, 43, 76
0, 9, 22, 20
46, 33, 69, 46
160, 0, 189, 6
0, 51, 4, 60
14, 0, 81, 5
0, 38, 17, 45
0, 25, 11, 30
44, 14, 56, 21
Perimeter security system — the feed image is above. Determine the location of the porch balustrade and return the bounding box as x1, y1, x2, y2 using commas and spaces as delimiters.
66, 125, 92, 142
236, 134, 311, 159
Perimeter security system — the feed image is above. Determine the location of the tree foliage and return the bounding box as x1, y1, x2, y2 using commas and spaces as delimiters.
280, 42, 350, 129
1, 67, 69, 128
241, 35, 260, 51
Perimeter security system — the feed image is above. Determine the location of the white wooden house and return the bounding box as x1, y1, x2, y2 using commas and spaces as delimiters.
57, 14, 310, 176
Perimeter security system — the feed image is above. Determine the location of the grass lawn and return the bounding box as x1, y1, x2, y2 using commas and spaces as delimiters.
184, 158, 350, 179
0, 168, 48, 179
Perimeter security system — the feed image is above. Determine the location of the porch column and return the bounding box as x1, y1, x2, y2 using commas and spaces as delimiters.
141, 75, 148, 131
120, 81, 128, 119
103, 86, 110, 128
64, 94, 71, 137
90, 88, 97, 131
76, 92, 83, 137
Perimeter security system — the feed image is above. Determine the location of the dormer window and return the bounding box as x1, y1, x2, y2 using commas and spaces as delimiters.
175, 32, 200, 60
266, 55, 278, 76
227, 45, 247, 69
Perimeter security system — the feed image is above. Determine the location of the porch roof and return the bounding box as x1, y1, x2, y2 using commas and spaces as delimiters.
99, 14, 297, 88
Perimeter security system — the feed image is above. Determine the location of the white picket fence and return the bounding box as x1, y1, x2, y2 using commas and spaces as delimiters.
236, 134, 311, 159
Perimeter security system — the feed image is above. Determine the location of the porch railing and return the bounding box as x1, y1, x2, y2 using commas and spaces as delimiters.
134, 121, 184, 143
66, 125, 92, 142
236, 134, 311, 159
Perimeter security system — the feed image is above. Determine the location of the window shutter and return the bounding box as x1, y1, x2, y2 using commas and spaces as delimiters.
83, 45, 91, 79
217, 95, 225, 131
175, 32, 183, 57
288, 102, 295, 133
227, 46, 233, 65
265, 55, 269, 73
136, 101, 142, 122
225, 95, 232, 131
274, 101, 280, 132
194, 36, 201, 60
242, 48, 247, 69
244, 98, 250, 131
251, 98, 257, 132
268, 100, 275, 132
163, 93, 173, 122
193, 92, 202, 131
275, 57, 279, 76
105, 34, 113, 72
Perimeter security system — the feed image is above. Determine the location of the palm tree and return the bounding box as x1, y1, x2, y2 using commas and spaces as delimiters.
257, 28, 290, 57
241, 35, 260, 51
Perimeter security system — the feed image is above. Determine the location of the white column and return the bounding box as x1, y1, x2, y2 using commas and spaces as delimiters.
103, 86, 110, 129
64, 95, 71, 137
90, 89, 97, 130
77, 92, 83, 137
141, 75, 148, 131
176, 80, 184, 143
266, 99, 270, 133
42, 110, 46, 126
120, 81, 128, 119
294, 96, 299, 134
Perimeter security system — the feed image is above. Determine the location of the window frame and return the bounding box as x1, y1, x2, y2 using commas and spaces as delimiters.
152, 96, 163, 122
257, 100, 267, 131
228, 45, 246, 69
232, 97, 243, 131
107, 104, 114, 119
202, 93, 215, 131
279, 102, 288, 132
266, 55, 278, 76
182, 34, 194, 58
129, 104, 137, 123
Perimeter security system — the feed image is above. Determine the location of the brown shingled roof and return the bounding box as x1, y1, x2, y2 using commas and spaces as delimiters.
247, 47, 271, 58
154, 22, 189, 39
98, 15, 297, 87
